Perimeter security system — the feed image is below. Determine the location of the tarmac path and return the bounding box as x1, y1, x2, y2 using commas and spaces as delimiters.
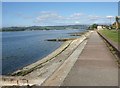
62, 31, 118, 86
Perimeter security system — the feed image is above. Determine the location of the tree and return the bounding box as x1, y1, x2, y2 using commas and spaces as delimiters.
115, 16, 120, 30
93, 24, 98, 28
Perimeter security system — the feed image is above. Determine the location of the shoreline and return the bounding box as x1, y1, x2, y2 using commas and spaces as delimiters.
1, 31, 91, 86
11, 40, 72, 76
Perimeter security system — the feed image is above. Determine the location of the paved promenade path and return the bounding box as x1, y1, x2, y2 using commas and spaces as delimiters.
62, 31, 118, 86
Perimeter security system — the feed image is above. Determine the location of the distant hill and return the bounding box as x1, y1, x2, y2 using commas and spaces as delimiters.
2, 25, 89, 32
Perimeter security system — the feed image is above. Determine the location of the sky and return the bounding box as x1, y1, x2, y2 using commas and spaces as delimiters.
2, 2, 118, 27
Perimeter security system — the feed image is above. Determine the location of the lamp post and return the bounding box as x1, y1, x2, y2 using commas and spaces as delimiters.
106, 16, 114, 29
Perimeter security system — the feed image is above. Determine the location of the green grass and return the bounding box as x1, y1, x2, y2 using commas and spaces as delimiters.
99, 29, 119, 43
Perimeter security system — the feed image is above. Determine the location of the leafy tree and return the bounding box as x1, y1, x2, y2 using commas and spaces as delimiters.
87, 24, 98, 30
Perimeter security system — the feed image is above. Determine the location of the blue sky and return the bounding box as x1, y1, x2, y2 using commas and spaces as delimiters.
2, 2, 118, 27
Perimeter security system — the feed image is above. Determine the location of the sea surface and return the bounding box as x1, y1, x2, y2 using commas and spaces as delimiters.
2, 29, 86, 75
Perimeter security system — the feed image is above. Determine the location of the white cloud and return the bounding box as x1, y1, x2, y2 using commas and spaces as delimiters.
34, 12, 85, 25
106, 16, 114, 18
70, 13, 84, 17
75, 21, 80, 23
33, 11, 115, 25
35, 11, 63, 23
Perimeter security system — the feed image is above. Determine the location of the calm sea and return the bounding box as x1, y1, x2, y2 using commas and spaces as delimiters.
2, 29, 86, 75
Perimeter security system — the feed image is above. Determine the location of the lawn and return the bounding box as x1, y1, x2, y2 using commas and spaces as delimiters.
99, 29, 119, 43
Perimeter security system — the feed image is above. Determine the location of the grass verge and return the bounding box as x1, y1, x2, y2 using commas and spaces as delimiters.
99, 29, 119, 43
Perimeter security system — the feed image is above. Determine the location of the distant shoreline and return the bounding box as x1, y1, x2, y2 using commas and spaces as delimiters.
1, 25, 89, 32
